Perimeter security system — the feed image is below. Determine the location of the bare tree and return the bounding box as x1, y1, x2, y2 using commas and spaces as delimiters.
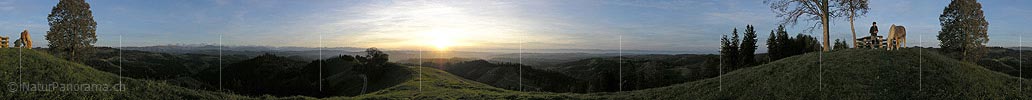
766, 0, 838, 51
837, 0, 869, 48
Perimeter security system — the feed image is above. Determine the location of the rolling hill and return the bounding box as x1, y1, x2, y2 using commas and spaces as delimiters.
337, 48, 1032, 99
444, 60, 590, 93
4, 48, 1029, 99
189, 53, 413, 97
549, 54, 722, 92
84, 47, 250, 80
0, 48, 252, 99
331, 66, 591, 99
605, 49, 1032, 99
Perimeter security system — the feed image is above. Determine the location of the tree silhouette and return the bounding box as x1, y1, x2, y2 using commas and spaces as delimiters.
740, 25, 758, 66
837, 0, 869, 48
720, 28, 740, 69
766, 30, 779, 61
834, 39, 849, 50
766, 0, 838, 51
766, 25, 821, 61
364, 47, 389, 66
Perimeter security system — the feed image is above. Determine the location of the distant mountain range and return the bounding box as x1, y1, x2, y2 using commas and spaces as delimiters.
1008, 47, 1032, 51
116, 45, 710, 64
119, 44, 712, 54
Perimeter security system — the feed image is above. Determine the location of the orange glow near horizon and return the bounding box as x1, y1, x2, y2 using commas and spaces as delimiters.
423, 28, 463, 51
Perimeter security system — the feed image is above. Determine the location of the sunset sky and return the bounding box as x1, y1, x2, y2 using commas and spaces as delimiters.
0, 0, 1028, 52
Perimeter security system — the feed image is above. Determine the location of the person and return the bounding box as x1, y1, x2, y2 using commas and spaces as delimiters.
869, 22, 879, 48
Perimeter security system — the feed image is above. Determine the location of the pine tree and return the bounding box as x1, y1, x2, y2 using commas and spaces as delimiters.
772, 25, 792, 60
720, 28, 741, 70
740, 25, 758, 66
834, 39, 849, 50
766, 30, 779, 62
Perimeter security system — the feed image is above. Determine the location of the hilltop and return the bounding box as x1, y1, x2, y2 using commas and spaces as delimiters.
606, 49, 1032, 99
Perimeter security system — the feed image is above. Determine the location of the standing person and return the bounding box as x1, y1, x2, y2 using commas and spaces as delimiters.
869, 22, 879, 48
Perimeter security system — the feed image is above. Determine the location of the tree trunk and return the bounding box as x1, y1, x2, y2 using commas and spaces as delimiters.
820, 0, 831, 51
849, 11, 857, 48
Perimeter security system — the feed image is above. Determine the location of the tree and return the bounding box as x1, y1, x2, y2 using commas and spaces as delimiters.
766, 30, 779, 62
793, 34, 823, 54
720, 28, 740, 69
363, 47, 390, 66
355, 47, 389, 73
767, 26, 822, 61
766, 0, 838, 51
938, 0, 989, 62
740, 25, 758, 66
46, 0, 98, 62
768, 25, 793, 60
836, 0, 869, 48
833, 39, 849, 50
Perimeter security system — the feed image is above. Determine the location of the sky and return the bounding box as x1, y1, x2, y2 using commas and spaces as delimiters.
0, 0, 1028, 53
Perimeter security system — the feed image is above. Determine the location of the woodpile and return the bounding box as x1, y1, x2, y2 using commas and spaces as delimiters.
0, 36, 8, 48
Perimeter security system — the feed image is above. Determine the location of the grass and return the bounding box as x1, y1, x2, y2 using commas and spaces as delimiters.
4, 48, 1029, 99
607, 49, 1032, 99
332, 66, 592, 99
0, 48, 250, 99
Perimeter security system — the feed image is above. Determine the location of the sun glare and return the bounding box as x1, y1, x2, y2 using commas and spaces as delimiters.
431, 38, 454, 51
424, 29, 460, 51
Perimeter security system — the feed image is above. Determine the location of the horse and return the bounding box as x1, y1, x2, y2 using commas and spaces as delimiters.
886, 24, 906, 50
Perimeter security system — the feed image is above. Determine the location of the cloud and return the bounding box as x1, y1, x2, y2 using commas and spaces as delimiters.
311, 0, 576, 50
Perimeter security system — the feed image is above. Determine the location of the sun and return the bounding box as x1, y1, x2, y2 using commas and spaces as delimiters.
424, 29, 460, 51
431, 38, 455, 51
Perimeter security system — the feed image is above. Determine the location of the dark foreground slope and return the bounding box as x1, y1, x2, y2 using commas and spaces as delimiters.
5, 48, 1029, 99
189, 54, 412, 97
607, 49, 1032, 99
0, 48, 250, 99
335, 49, 1031, 99
332, 66, 589, 99
445, 60, 589, 93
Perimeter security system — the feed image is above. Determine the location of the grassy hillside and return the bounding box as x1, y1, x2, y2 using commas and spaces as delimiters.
607, 49, 1032, 99
188, 53, 413, 97
333, 66, 592, 99
327, 48, 1032, 99
5, 48, 1028, 99
445, 60, 589, 93
0, 48, 251, 99
980, 47, 1030, 79
552, 54, 720, 92
85, 47, 249, 80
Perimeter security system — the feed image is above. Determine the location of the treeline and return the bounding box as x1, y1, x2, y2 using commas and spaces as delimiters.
765, 25, 822, 60
721, 25, 822, 71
